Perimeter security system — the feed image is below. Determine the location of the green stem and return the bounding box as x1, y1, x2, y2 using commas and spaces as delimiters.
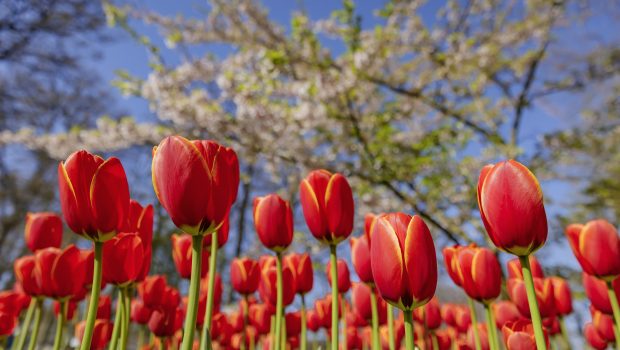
26, 299, 43, 350
329, 245, 339, 350
387, 304, 395, 350
79, 241, 103, 350
14, 298, 36, 350
467, 297, 482, 350
342, 298, 347, 350
199, 233, 218, 350
519, 255, 547, 350
606, 280, 620, 350
484, 304, 499, 350
558, 316, 570, 350
120, 288, 131, 350
269, 315, 276, 350
274, 252, 284, 350
137, 326, 145, 349
280, 308, 287, 350
181, 235, 204, 350
52, 300, 67, 350
109, 289, 125, 350
369, 287, 380, 350
403, 310, 415, 350
431, 332, 439, 350
301, 294, 307, 350
242, 295, 250, 350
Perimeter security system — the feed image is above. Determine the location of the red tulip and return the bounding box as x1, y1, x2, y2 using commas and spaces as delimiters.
283, 253, 313, 295
0, 292, 22, 319
14, 255, 41, 296
102, 232, 144, 285
566, 220, 620, 279
350, 235, 373, 284
231, 257, 261, 295
492, 301, 522, 329
351, 283, 387, 324
549, 277, 572, 316
506, 256, 544, 280
441, 304, 472, 334
148, 307, 184, 338
0, 312, 17, 337
131, 299, 153, 325
259, 266, 295, 307
443, 245, 467, 287
152, 136, 239, 235
435, 329, 453, 350
477, 160, 547, 256
450, 246, 502, 303
306, 309, 321, 332
54, 300, 78, 321
34, 245, 86, 299
138, 275, 167, 309
413, 297, 442, 330
299, 170, 354, 244
467, 324, 490, 350
171, 233, 209, 279
58, 150, 130, 241
585, 323, 609, 350
314, 295, 340, 328
123, 200, 153, 281
502, 320, 548, 350
507, 278, 555, 318
75, 319, 113, 350
285, 312, 302, 336
249, 304, 273, 334
583, 273, 620, 315
326, 258, 351, 293
370, 212, 437, 310
591, 306, 615, 342
253, 194, 293, 251
24, 212, 63, 252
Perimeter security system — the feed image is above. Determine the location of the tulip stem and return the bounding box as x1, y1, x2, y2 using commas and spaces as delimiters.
26, 299, 43, 350
606, 280, 620, 350
181, 235, 204, 350
342, 298, 348, 350
80, 241, 103, 350
329, 244, 339, 350
466, 298, 482, 350
242, 294, 250, 350
14, 298, 36, 350
52, 300, 67, 350
558, 316, 570, 349
387, 304, 395, 350
274, 252, 284, 350
484, 304, 500, 350
370, 287, 380, 350
199, 233, 219, 350
519, 255, 547, 350
109, 289, 125, 350
403, 310, 415, 350
269, 315, 276, 350
301, 294, 307, 350
120, 288, 131, 350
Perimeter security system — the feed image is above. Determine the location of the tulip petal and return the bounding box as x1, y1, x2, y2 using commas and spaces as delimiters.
371, 216, 405, 307
471, 248, 502, 302
325, 173, 354, 240
52, 245, 85, 298
299, 176, 328, 240
404, 215, 437, 307
90, 157, 130, 239
579, 220, 620, 278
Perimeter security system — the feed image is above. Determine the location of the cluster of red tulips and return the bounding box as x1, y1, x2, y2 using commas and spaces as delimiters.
1, 136, 620, 350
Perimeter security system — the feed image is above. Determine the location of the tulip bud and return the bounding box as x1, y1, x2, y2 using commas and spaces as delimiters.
171, 233, 209, 279
452, 246, 502, 303
413, 297, 442, 330
138, 275, 167, 309
253, 194, 294, 252
249, 304, 273, 334
591, 306, 615, 343
492, 301, 522, 329
14, 256, 41, 296
467, 324, 490, 350
58, 150, 130, 242
35, 245, 86, 299
477, 160, 547, 256
299, 170, 354, 244
0, 311, 17, 337
285, 311, 302, 336
152, 136, 239, 235
124, 200, 154, 281
102, 233, 144, 286
231, 257, 261, 295
583, 273, 620, 315
131, 299, 153, 325
259, 266, 295, 307
507, 278, 555, 318
75, 319, 113, 350
370, 213, 437, 310
24, 212, 63, 252
506, 256, 544, 280
585, 323, 609, 350
326, 258, 351, 293
351, 283, 387, 324
283, 253, 313, 295
350, 235, 373, 284
566, 220, 620, 279
549, 277, 572, 316
502, 320, 548, 350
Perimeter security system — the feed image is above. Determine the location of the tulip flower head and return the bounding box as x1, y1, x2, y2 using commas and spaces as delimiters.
583, 273, 620, 315
507, 278, 555, 318
370, 212, 437, 311
549, 277, 572, 316
34, 245, 86, 299
171, 233, 209, 279
283, 253, 314, 295
326, 258, 351, 293
24, 212, 63, 252
230, 257, 261, 295
566, 220, 620, 280
102, 232, 144, 286
351, 282, 387, 324
152, 136, 239, 236
506, 256, 545, 280
502, 320, 548, 350
75, 319, 113, 350
58, 150, 130, 242
299, 169, 354, 244
449, 246, 502, 303
591, 306, 615, 343
350, 235, 373, 284
253, 193, 294, 252
477, 160, 547, 256
585, 322, 609, 350
492, 301, 523, 329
